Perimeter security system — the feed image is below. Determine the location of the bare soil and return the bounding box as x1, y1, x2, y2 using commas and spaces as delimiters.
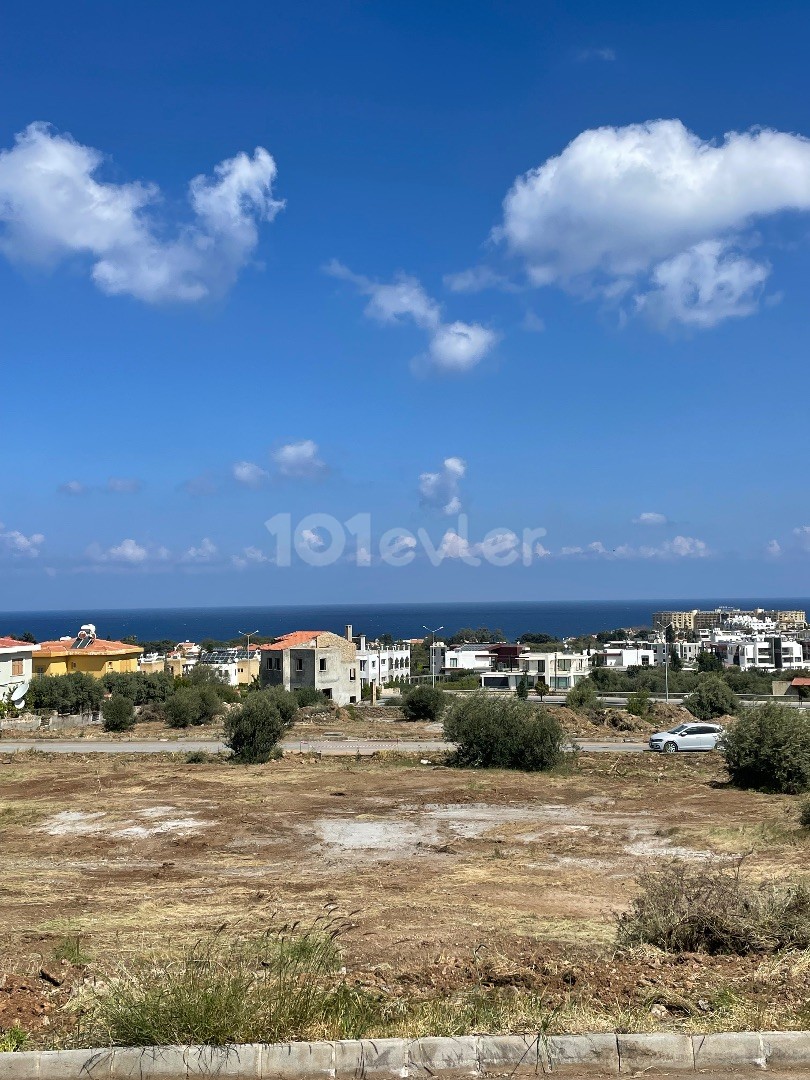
1, 750, 808, 1043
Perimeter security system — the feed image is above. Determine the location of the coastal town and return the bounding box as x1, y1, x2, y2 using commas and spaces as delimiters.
2, 605, 809, 715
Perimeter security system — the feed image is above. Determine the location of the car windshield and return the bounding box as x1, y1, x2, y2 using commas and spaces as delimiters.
667, 724, 689, 733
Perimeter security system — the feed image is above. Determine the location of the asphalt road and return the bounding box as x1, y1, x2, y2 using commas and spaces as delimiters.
0, 737, 651, 755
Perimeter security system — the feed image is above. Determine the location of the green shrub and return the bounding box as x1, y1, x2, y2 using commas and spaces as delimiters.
101, 694, 135, 732
0, 1026, 28, 1052
294, 686, 327, 707
565, 680, 598, 713
185, 750, 213, 764
800, 798, 810, 829
101, 671, 173, 705
515, 676, 529, 700
617, 860, 810, 954
263, 687, 300, 723
626, 688, 651, 718
721, 703, 810, 794
82, 920, 373, 1047
402, 685, 447, 722
684, 674, 738, 721
27, 673, 103, 715
444, 693, 567, 772
163, 686, 222, 728
225, 692, 293, 763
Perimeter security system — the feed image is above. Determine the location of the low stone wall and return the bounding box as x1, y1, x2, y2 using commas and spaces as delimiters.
1, 1031, 809, 1078
0, 713, 101, 734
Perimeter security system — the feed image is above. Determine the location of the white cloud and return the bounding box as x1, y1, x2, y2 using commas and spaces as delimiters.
766, 539, 782, 557
273, 440, 327, 479
419, 456, 466, 515
326, 260, 498, 372
521, 310, 545, 332
0, 122, 283, 303
559, 535, 709, 559
658, 535, 709, 558
635, 240, 769, 328
233, 461, 269, 487
107, 476, 142, 494
300, 528, 326, 551
443, 266, 519, 293
793, 526, 810, 550
633, 511, 669, 525
89, 538, 149, 564
58, 480, 86, 496
232, 546, 272, 569
182, 538, 218, 563
0, 524, 44, 557
428, 321, 498, 372
499, 119, 810, 326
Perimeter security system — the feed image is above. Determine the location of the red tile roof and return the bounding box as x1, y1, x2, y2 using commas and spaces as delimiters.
0, 636, 37, 650
791, 677, 810, 686
259, 630, 325, 651
36, 638, 143, 656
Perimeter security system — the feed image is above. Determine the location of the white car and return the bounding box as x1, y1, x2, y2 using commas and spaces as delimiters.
648, 722, 724, 753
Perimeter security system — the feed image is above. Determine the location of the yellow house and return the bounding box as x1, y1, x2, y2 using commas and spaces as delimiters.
33, 625, 142, 678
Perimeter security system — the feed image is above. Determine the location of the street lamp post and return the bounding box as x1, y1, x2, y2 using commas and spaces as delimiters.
423, 624, 444, 688
238, 629, 260, 685
658, 621, 675, 702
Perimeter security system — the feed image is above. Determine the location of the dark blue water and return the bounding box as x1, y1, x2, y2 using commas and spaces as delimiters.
1, 599, 808, 644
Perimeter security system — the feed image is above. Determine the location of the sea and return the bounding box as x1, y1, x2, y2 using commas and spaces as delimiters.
1, 598, 809, 644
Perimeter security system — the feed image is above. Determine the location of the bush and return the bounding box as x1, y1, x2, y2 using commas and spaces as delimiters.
444, 693, 567, 772
800, 798, 810, 829
83, 920, 372, 1047
294, 686, 328, 708
101, 694, 135, 732
101, 671, 173, 705
515, 676, 529, 700
684, 674, 738, 721
163, 687, 216, 729
225, 692, 293, 764
617, 860, 810, 955
627, 688, 651, 718
27, 673, 103, 715
721, 703, 810, 794
402, 685, 447, 722
565, 680, 598, 713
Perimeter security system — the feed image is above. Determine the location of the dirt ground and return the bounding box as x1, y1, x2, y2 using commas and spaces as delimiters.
1, 750, 808, 1043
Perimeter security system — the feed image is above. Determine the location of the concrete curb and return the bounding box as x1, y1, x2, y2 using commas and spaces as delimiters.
1, 1032, 809, 1078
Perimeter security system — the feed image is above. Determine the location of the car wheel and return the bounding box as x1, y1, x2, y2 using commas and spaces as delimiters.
663, 741, 678, 754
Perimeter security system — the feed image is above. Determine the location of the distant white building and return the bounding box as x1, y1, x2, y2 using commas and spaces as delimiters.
514, 650, 591, 691
593, 642, 656, 668
430, 642, 494, 676
0, 636, 39, 709
722, 636, 805, 672
353, 634, 411, 687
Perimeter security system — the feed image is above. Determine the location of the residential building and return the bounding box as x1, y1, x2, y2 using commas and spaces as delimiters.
516, 650, 591, 690
259, 629, 358, 705
198, 648, 261, 686
654, 607, 806, 634
592, 643, 656, 668
0, 636, 40, 707
653, 610, 700, 633
724, 636, 805, 672
430, 642, 495, 676
33, 625, 142, 678
652, 641, 702, 666
353, 633, 410, 687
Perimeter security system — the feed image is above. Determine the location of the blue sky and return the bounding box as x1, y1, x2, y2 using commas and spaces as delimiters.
2, 0, 810, 609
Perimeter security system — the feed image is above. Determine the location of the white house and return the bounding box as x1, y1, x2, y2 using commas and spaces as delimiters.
0, 636, 40, 709
515, 650, 591, 691
593, 642, 656, 668
725, 636, 805, 672
430, 642, 494, 676
354, 634, 411, 687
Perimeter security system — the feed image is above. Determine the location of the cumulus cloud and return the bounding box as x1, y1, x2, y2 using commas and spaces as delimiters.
325, 260, 498, 372
766, 539, 782, 557
499, 119, 810, 326
88, 538, 149, 564
419, 456, 466, 515
633, 511, 669, 525
559, 535, 709, 559
58, 480, 87, 496
182, 538, 218, 563
299, 528, 326, 551
232, 546, 272, 569
0, 122, 284, 303
233, 461, 269, 487
0, 524, 44, 557
273, 440, 327, 480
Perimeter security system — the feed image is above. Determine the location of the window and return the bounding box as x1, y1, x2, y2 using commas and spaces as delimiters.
295, 658, 304, 672
11, 659, 23, 677
360, 660, 367, 671
350, 668, 356, 681
319, 658, 327, 671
